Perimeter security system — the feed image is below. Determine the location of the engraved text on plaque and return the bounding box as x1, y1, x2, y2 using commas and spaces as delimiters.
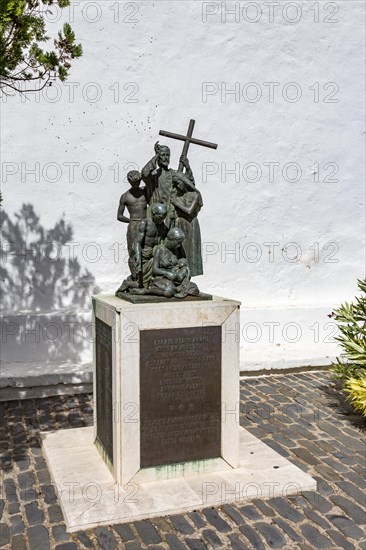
140, 326, 221, 467
95, 318, 113, 464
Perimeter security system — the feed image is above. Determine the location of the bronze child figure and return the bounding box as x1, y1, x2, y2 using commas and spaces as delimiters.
117, 170, 147, 280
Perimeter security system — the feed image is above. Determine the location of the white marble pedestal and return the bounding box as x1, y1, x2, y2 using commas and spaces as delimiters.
92, 294, 241, 485
42, 294, 316, 531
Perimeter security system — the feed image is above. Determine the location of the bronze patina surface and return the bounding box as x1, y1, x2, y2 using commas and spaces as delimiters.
115, 120, 218, 299
118, 292, 212, 304
140, 325, 222, 468
95, 318, 113, 464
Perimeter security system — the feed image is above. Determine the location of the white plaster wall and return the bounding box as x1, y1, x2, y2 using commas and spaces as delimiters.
1, 1, 365, 369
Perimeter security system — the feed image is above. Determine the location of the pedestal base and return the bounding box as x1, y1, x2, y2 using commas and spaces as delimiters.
116, 292, 213, 304
42, 426, 316, 533
92, 294, 242, 484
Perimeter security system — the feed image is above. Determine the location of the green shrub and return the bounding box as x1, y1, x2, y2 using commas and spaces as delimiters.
344, 377, 366, 417
331, 279, 366, 417
332, 279, 366, 379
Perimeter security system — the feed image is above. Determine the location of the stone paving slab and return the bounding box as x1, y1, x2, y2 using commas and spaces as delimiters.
0, 371, 365, 549
41, 426, 315, 532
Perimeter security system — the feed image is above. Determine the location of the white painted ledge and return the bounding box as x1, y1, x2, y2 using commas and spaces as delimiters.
0, 361, 92, 401
240, 350, 336, 373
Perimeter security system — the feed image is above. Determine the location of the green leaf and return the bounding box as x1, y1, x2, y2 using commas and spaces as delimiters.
0, 0, 82, 94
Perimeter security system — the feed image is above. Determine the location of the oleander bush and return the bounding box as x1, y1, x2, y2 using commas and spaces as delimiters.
331, 279, 366, 417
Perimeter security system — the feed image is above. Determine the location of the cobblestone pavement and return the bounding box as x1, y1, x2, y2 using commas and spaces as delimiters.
1, 371, 365, 549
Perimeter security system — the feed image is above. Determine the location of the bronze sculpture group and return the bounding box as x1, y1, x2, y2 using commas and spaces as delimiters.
115, 121, 217, 299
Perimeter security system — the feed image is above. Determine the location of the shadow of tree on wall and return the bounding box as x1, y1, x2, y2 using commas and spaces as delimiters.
0, 204, 100, 363
1, 203, 100, 312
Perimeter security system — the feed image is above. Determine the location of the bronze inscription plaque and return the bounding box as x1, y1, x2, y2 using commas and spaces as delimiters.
95, 318, 113, 464
140, 325, 221, 467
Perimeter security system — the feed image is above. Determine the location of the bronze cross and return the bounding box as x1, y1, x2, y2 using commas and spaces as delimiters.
159, 119, 218, 171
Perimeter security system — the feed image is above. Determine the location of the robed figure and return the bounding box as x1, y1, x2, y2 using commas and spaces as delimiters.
171, 171, 203, 276
141, 142, 175, 217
